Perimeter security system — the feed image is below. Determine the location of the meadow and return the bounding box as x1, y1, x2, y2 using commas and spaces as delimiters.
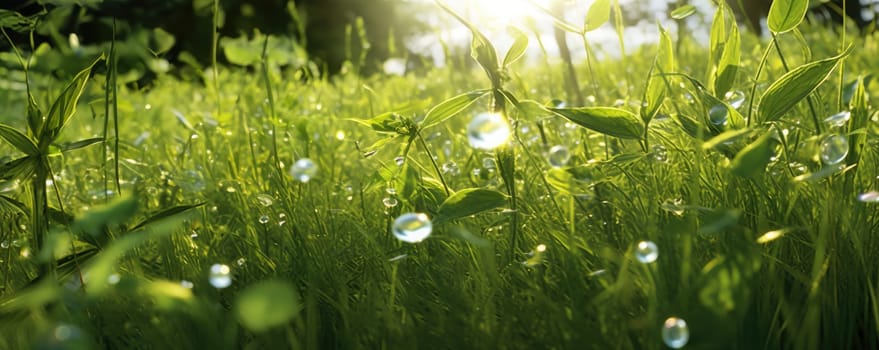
1, 0, 878, 349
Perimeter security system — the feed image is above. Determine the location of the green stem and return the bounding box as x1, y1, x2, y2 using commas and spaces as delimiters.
746, 40, 774, 126
33, 161, 51, 279
416, 131, 450, 196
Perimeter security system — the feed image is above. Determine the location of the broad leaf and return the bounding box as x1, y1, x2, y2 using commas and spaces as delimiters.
502, 27, 529, 67
715, 18, 740, 98
767, 0, 808, 34
435, 188, 507, 223
584, 0, 611, 32
236, 280, 301, 332
421, 90, 489, 130
40, 55, 103, 149
0, 123, 38, 156
730, 131, 774, 178
549, 107, 644, 140
436, 1, 500, 84
670, 4, 697, 19
759, 49, 850, 123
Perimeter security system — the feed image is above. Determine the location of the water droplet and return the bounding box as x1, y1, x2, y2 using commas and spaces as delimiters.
394, 156, 405, 166
335, 131, 345, 140
858, 191, 879, 203
237, 257, 246, 266
724, 90, 745, 109
255, 193, 274, 207
383, 197, 398, 208
824, 111, 851, 128
392, 213, 432, 243
651, 144, 668, 163
482, 157, 497, 169
209, 264, 232, 289
662, 317, 690, 349
0, 241, 8, 249
258, 215, 270, 224
442, 161, 460, 176
180, 280, 194, 289
386, 187, 397, 195
708, 104, 728, 126
548, 145, 571, 167
819, 134, 849, 165
635, 240, 658, 263
467, 113, 511, 150
290, 158, 318, 182
661, 199, 685, 216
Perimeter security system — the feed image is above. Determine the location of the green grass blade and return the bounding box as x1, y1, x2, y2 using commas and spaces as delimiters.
0, 123, 38, 156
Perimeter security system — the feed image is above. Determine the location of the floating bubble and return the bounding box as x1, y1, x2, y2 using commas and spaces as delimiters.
708, 104, 728, 126
290, 158, 318, 182
858, 191, 879, 203
392, 213, 432, 243
819, 134, 849, 165
180, 280, 194, 289
724, 90, 746, 109
237, 257, 246, 266
635, 240, 658, 264
651, 144, 668, 163
258, 215, 270, 224
548, 145, 571, 167
0, 241, 8, 249
209, 264, 232, 289
824, 111, 851, 128
467, 113, 511, 150
662, 317, 690, 349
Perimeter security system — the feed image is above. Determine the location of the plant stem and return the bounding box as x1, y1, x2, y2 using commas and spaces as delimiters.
416, 131, 450, 196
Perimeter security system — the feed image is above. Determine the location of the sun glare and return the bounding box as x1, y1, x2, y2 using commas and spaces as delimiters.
440, 0, 555, 28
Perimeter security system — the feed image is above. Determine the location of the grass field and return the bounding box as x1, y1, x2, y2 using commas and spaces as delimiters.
1, 1, 879, 349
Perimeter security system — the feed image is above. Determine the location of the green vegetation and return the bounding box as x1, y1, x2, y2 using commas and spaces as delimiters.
1, 0, 879, 349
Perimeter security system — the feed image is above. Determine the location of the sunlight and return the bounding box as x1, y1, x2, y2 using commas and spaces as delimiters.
440, 0, 555, 28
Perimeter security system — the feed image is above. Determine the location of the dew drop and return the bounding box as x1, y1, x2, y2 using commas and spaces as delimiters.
858, 191, 879, 203
651, 144, 668, 163
237, 257, 246, 266
0, 241, 8, 249
482, 157, 497, 170
819, 134, 849, 165
662, 317, 690, 349
824, 111, 851, 128
394, 156, 405, 166
258, 215, 270, 224
392, 213, 432, 243
180, 280, 194, 289
548, 145, 571, 167
442, 161, 460, 176
290, 158, 318, 182
383, 197, 398, 208
386, 187, 397, 195
107, 273, 121, 285
255, 193, 274, 207
467, 113, 511, 150
708, 104, 728, 126
635, 240, 658, 263
724, 90, 745, 109
208, 264, 232, 289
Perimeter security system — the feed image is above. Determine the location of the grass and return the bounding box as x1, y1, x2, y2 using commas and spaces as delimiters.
1, 3, 879, 349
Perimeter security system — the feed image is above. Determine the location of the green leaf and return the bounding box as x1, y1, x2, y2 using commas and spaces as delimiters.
549, 107, 644, 140
0, 156, 36, 181
221, 34, 262, 66
670, 4, 697, 19
236, 280, 301, 332
502, 27, 529, 67
71, 196, 139, 247
759, 49, 850, 123
40, 55, 103, 149
715, 18, 740, 98
421, 90, 489, 130
708, 4, 727, 65
584, 0, 611, 32
150, 27, 176, 55
347, 112, 406, 135
130, 203, 205, 231
435, 188, 507, 224
0, 9, 38, 32
641, 24, 673, 123
767, 0, 809, 34
0, 123, 39, 156
730, 131, 774, 178
702, 128, 753, 150
60, 137, 103, 153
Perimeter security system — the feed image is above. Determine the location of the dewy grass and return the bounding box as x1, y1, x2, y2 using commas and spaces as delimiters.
1, 2, 879, 349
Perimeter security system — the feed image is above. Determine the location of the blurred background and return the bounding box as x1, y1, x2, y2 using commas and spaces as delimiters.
0, 0, 875, 82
